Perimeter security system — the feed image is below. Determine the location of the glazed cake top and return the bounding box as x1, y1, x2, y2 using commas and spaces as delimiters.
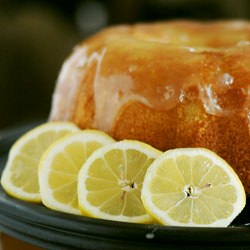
50, 20, 250, 132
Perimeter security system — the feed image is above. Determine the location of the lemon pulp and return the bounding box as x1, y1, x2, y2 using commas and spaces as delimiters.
78, 140, 162, 223
141, 148, 246, 227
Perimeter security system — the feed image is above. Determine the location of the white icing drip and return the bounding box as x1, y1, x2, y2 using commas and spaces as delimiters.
49, 46, 88, 120
199, 83, 223, 116
199, 82, 249, 117
93, 73, 151, 132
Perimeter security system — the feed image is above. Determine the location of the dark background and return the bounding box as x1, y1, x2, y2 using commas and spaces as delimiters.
0, 0, 249, 130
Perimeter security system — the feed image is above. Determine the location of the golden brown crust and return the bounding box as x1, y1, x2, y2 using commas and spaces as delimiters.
50, 20, 250, 193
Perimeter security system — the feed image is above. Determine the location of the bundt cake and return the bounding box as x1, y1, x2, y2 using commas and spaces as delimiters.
49, 20, 250, 193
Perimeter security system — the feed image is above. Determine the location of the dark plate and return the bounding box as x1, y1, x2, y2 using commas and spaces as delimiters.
0, 123, 250, 250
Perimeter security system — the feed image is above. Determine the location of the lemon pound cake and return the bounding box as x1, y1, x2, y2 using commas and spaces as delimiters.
49, 21, 250, 193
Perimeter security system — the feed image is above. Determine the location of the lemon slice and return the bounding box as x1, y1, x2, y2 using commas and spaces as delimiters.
78, 140, 162, 223
1, 122, 79, 202
141, 148, 246, 227
38, 130, 115, 214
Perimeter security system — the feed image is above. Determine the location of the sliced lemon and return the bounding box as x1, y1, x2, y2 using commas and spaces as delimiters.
38, 130, 115, 215
141, 148, 246, 227
1, 122, 79, 202
78, 140, 162, 223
